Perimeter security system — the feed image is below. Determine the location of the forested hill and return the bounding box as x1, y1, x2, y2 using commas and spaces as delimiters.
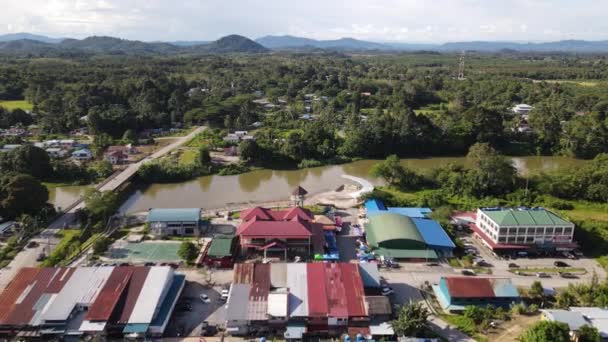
0, 34, 268, 56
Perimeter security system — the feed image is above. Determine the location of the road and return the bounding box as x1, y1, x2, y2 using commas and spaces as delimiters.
48, 126, 205, 230
0, 127, 205, 291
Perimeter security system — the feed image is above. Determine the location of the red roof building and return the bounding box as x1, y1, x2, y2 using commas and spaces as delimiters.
237, 207, 320, 260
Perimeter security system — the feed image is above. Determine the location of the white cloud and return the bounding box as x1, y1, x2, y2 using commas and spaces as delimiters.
0, 0, 606, 42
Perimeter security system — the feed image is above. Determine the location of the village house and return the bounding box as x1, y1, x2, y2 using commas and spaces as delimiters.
71, 148, 93, 161
433, 276, 521, 313
46, 148, 68, 159
104, 150, 128, 164
223, 131, 256, 143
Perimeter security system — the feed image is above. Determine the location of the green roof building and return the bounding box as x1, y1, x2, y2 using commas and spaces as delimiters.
203, 235, 236, 268
366, 213, 438, 259
474, 208, 575, 251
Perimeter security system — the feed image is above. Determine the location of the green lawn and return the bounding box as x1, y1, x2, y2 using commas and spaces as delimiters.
0, 100, 33, 111
179, 149, 198, 165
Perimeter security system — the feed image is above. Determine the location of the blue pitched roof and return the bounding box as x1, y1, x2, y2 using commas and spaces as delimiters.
365, 199, 431, 218
412, 218, 455, 249
150, 274, 186, 328
365, 199, 387, 213
387, 207, 432, 218
147, 208, 201, 222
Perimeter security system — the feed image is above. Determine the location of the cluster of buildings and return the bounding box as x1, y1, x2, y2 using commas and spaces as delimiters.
453, 207, 576, 254
0, 266, 185, 339
225, 262, 393, 339
363, 199, 455, 260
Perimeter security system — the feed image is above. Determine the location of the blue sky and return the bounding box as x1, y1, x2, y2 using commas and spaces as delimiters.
1, 0, 606, 42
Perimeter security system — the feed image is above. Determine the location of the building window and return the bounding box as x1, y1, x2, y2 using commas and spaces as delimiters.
516, 236, 525, 242
555, 227, 563, 234
509, 228, 517, 234
498, 237, 506, 243
526, 237, 534, 242
518, 227, 526, 234
545, 227, 554, 234
508, 237, 516, 243
535, 227, 544, 235
564, 227, 573, 234
185, 228, 194, 235
499, 228, 507, 236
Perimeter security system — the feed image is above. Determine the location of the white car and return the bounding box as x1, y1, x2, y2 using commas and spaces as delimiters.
199, 294, 211, 303
220, 289, 229, 301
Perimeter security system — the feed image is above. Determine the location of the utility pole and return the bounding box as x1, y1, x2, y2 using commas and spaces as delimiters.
457, 51, 466, 80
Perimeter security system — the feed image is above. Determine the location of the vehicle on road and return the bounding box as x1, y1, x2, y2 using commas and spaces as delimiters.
536, 272, 551, 278
220, 289, 229, 301
27, 241, 39, 248
554, 261, 569, 267
201, 321, 217, 336
508, 263, 519, 268
426, 262, 439, 266
36, 253, 46, 262
560, 272, 578, 279
177, 303, 192, 312
461, 269, 476, 276
199, 294, 211, 303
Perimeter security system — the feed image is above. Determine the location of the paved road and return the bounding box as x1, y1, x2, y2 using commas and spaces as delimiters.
48, 126, 205, 230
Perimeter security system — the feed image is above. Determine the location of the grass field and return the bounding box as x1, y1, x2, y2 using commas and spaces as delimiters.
179, 149, 198, 165
0, 100, 33, 111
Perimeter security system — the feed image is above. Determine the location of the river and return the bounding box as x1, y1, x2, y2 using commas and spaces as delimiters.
108, 156, 584, 214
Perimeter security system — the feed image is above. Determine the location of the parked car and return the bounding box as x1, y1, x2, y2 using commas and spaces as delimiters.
461, 269, 476, 276
27, 241, 39, 248
177, 303, 193, 312
381, 286, 394, 296
554, 261, 569, 267
199, 294, 211, 303
560, 272, 578, 279
508, 263, 519, 268
220, 289, 229, 301
426, 262, 440, 266
536, 272, 551, 278
201, 321, 217, 336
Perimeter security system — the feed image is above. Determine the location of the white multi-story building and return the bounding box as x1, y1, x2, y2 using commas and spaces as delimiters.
475, 208, 574, 250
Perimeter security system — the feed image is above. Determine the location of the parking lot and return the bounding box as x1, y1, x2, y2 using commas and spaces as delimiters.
165, 269, 233, 338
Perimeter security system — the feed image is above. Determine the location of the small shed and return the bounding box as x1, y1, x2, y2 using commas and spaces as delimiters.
202, 235, 236, 268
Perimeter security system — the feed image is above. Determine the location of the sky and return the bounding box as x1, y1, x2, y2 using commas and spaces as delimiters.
1, 0, 607, 43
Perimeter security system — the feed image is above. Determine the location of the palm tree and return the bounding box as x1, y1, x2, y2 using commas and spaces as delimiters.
391, 302, 430, 337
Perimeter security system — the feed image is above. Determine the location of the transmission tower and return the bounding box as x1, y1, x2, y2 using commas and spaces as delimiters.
457, 51, 466, 80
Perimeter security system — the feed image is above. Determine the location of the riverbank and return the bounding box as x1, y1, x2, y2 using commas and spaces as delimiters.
116, 156, 585, 214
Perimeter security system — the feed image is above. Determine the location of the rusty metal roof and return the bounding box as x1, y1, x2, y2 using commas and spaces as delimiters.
341, 263, 367, 318
306, 263, 328, 317
248, 264, 270, 321
445, 277, 496, 298
325, 263, 348, 318
3, 268, 56, 326
0, 268, 40, 324
233, 263, 255, 284
85, 267, 134, 321
116, 267, 150, 324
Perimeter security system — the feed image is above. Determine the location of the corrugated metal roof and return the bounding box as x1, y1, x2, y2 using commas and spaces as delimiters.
340, 263, 366, 317
45, 268, 75, 293
412, 218, 455, 249
358, 263, 381, 288
286, 263, 308, 317
270, 263, 287, 288
4, 267, 57, 326
149, 274, 186, 331
248, 263, 270, 321
226, 284, 251, 321
445, 277, 518, 298
237, 216, 313, 238
41, 267, 114, 322
267, 292, 288, 317
206, 235, 234, 257
542, 310, 588, 331
306, 263, 328, 317
325, 263, 348, 318
0, 268, 40, 324
128, 267, 172, 324
85, 267, 134, 322
233, 263, 254, 284
117, 267, 150, 324
147, 208, 201, 222
386, 207, 432, 218
364, 296, 392, 316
